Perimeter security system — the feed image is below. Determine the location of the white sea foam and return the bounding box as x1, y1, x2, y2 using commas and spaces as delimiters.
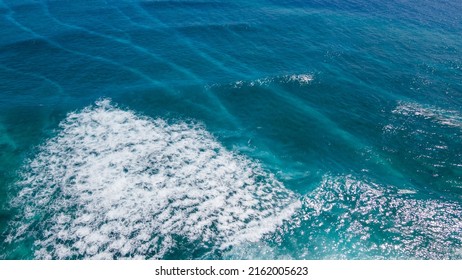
7, 99, 300, 259
222, 175, 462, 259
392, 102, 462, 129
287, 74, 313, 85
207, 73, 313, 89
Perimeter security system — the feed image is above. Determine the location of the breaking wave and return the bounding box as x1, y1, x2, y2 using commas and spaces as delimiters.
6, 99, 300, 259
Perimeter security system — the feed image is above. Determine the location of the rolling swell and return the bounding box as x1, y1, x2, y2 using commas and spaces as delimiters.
5, 99, 300, 259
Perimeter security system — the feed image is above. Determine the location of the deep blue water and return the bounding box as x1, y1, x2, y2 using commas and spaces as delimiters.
1, 0, 461, 259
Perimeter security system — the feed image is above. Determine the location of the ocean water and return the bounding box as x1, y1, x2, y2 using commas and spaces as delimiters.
0, 0, 461, 260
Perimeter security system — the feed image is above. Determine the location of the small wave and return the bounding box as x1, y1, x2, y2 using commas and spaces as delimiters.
298, 175, 462, 259
392, 102, 462, 129
207, 73, 313, 89
6, 99, 300, 259
287, 74, 313, 85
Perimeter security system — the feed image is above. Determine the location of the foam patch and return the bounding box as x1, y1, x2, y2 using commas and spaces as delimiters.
7, 99, 300, 259
392, 102, 462, 129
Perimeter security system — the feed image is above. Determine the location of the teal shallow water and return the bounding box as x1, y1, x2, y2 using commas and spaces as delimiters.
1, 0, 461, 259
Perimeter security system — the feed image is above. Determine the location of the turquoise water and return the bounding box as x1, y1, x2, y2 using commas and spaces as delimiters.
1, 0, 461, 259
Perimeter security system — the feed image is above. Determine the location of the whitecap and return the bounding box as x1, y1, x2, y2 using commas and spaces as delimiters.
287, 74, 313, 85
6, 99, 300, 259
392, 101, 462, 129
208, 73, 313, 89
